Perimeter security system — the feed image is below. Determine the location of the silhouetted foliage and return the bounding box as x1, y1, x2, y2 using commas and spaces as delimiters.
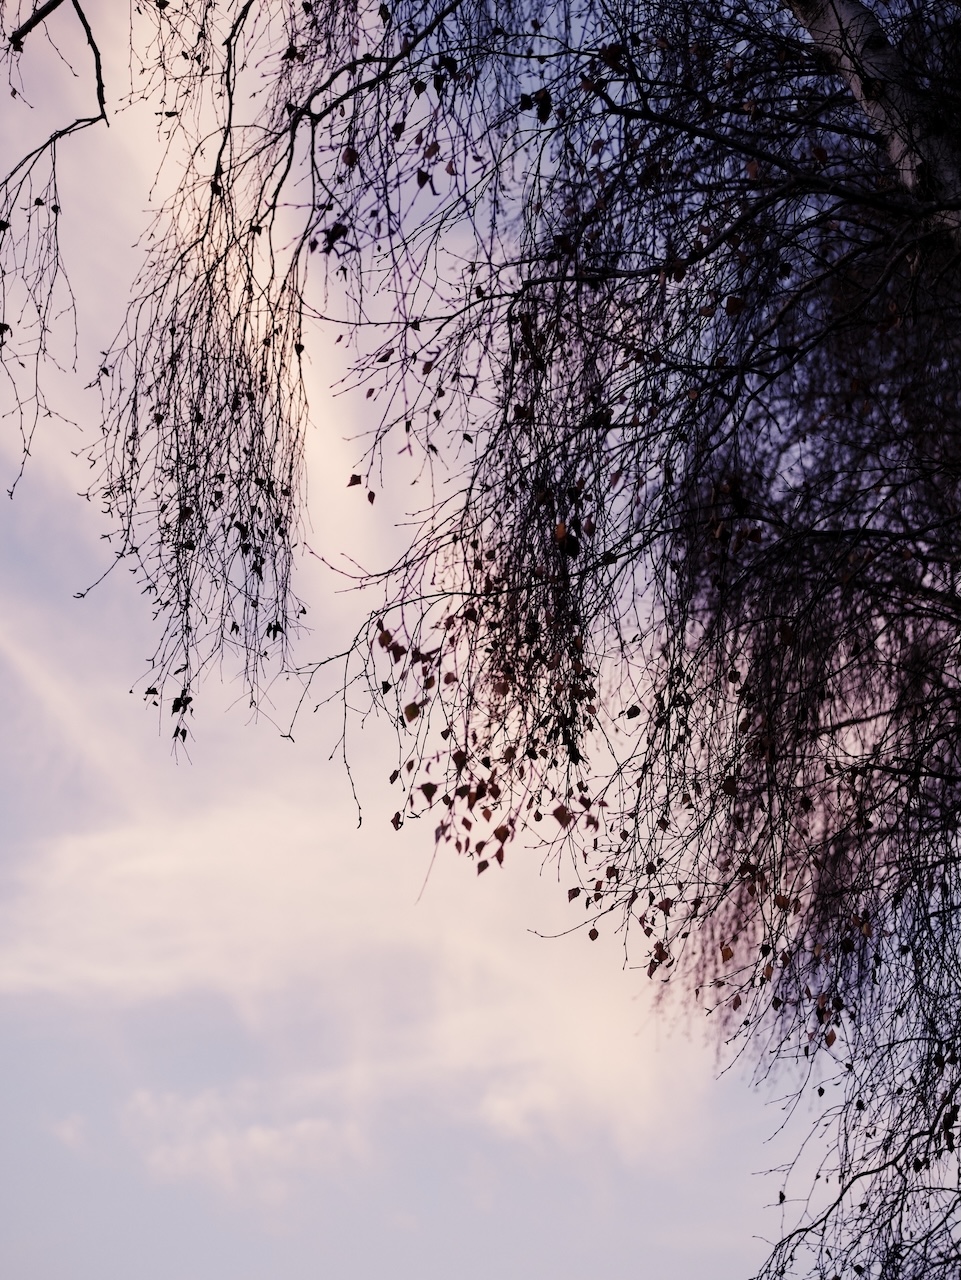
5, 1, 961, 1275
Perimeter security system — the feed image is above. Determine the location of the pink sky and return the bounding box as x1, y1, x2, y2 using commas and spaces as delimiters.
0, 7, 795, 1276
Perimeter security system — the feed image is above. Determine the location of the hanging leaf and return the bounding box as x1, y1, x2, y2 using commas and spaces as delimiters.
534, 88, 553, 123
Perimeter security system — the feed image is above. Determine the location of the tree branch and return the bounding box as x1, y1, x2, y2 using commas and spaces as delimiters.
9, 0, 68, 50
69, 0, 106, 121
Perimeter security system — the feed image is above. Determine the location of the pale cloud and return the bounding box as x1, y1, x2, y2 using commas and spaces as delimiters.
124, 1082, 369, 1205
0, 779, 713, 1203
49, 1113, 89, 1151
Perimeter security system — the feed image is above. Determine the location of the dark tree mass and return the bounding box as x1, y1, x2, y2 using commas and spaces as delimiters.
4, 0, 961, 1274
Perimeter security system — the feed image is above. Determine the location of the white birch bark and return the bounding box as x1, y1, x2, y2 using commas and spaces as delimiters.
786, 0, 961, 229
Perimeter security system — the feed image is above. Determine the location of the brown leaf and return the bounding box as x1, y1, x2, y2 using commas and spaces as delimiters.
553, 804, 572, 827
404, 702, 420, 722
420, 782, 438, 803
348, 474, 362, 487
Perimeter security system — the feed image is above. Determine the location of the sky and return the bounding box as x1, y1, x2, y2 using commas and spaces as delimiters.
0, 8, 801, 1279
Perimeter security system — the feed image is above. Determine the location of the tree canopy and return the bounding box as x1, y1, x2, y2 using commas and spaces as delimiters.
5, 1, 961, 1275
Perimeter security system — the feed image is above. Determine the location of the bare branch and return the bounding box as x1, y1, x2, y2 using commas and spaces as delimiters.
8, 0, 67, 50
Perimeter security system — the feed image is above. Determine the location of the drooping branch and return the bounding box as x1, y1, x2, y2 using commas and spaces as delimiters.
786, 0, 961, 226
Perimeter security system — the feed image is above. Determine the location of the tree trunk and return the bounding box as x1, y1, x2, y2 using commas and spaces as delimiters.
786, 0, 961, 228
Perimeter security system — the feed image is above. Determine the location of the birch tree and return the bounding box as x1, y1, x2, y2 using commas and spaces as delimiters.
4, 1, 961, 1275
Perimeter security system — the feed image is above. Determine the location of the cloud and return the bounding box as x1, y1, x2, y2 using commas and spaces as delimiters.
0, 775, 716, 1204
123, 1081, 369, 1205
49, 1113, 89, 1151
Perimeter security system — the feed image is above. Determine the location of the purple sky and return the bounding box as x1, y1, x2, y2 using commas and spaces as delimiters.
0, 8, 803, 1277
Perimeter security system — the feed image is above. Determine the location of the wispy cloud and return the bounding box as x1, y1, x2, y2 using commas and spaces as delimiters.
0, 777, 716, 1205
